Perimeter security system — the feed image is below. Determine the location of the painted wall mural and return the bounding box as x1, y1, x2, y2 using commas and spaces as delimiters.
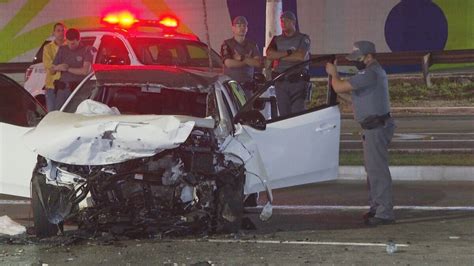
0, 0, 472, 63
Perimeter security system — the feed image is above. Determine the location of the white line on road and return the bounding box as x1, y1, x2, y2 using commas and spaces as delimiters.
0, 200, 30, 205
183, 239, 409, 247
342, 133, 474, 136
340, 139, 474, 143
249, 205, 474, 211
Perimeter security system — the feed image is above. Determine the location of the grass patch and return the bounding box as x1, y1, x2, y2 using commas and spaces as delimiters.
339, 151, 474, 166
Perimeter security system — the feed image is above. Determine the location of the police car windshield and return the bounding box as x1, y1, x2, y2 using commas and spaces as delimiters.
129, 38, 222, 68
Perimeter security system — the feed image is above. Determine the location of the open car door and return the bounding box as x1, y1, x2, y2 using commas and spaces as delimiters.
0, 74, 46, 197
234, 56, 341, 193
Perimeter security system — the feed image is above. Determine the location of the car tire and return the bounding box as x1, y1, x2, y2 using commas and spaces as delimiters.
31, 173, 59, 238
215, 171, 245, 233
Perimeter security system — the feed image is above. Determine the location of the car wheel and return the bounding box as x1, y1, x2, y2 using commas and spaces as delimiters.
215, 171, 245, 233
31, 173, 59, 238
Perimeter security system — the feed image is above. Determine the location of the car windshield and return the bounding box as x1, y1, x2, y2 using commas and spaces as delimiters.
128, 38, 222, 68
62, 78, 210, 117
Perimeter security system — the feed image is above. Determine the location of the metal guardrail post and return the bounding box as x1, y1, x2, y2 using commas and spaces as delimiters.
422, 53, 432, 88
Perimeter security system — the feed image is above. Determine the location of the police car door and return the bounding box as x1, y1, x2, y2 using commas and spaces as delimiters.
233, 58, 340, 193
0, 74, 46, 197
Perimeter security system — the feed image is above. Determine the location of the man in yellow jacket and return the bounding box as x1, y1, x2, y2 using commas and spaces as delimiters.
43, 23, 66, 111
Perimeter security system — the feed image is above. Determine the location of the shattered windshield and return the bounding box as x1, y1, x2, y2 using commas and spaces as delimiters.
129, 38, 222, 68
63, 79, 209, 117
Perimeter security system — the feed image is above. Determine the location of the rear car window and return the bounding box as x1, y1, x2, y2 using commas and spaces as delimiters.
63, 80, 209, 118
129, 38, 222, 68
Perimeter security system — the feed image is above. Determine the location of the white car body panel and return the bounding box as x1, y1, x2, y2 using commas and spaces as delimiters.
0, 123, 37, 198
241, 106, 341, 192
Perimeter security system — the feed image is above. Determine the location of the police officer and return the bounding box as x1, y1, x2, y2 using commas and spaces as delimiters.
325, 41, 396, 226
266, 11, 310, 116
43, 22, 66, 112
51, 28, 93, 110
221, 16, 261, 98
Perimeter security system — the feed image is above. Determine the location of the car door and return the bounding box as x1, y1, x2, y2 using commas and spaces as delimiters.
232, 56, 341, 193
0, 74, 46, 198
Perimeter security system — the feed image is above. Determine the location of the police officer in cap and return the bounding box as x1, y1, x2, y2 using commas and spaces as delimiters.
221, 16, 261, 98
325, 41, 396, 226
266, 11, 311, 116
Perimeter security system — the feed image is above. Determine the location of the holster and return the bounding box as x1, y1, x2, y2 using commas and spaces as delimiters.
360, 113, 391, 130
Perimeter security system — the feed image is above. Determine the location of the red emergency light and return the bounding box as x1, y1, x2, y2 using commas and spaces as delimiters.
158, 16, 179, 29
101, 11, 180, 31
102, 11, 138, 28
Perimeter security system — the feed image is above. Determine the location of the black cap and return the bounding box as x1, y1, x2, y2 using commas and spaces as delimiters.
346, 41, 376, 61
232, 16, 248, 25
280, 11, 296, 21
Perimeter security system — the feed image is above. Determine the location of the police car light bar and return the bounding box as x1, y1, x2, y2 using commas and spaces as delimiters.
101, 11, 179, 31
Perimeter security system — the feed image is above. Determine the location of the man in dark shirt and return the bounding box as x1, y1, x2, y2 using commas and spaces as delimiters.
266, 11, 311, 117
221, 16, 261, 98
51, 28, 92, 110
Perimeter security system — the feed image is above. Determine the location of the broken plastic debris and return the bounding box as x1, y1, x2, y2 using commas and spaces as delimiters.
259, 202, 273, 221
386, 240, 397, 254
0, 216, 26, 236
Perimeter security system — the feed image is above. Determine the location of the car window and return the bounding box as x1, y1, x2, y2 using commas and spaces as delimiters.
129, 38, 222, 68
63, 81, 209, 117
225, 80, 247, 111
33, 41, 51, 64
96, 35, 130, 65
0, 75, 46, 127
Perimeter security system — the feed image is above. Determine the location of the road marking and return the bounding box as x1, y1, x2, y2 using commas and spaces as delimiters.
249, 205, 474, 211
0, 200, 30, 205
342, 133, 474, 136
340, 139, 474, 143
184, 239, 409, 247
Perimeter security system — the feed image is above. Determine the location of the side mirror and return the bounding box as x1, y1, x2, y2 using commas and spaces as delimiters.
234, 110, 266, 130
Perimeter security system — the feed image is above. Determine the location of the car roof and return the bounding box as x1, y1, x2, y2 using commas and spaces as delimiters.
81, 27, 200, 41
92, 65, 220, 90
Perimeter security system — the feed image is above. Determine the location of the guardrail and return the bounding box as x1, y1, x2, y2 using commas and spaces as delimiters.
311, 49, 474, 87
1, 49, 473, 86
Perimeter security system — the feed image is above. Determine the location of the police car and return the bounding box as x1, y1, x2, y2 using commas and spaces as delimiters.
1, 55, 340, 237
24, 12, 222, 106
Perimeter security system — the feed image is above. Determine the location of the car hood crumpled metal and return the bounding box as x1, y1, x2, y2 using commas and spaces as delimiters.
23, 101, 215, 166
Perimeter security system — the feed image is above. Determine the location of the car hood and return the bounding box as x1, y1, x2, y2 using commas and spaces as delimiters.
23, 100, 215, 166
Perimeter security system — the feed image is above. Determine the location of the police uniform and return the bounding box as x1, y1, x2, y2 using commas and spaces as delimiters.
220, 16, 260, 98
268, 26, 311, 116
347, 41, 396, 221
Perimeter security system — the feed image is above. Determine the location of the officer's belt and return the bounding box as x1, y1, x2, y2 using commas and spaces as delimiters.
360, 112, 391, 130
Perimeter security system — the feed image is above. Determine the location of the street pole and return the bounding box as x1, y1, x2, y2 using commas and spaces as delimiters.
264, 0, 282, 80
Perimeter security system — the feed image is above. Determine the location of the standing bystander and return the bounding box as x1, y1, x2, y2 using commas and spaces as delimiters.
51, 28, 93, 110
43, 22, 66, 112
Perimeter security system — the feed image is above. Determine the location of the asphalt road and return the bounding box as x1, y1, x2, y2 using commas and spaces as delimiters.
340, 115, 474, 151
0, 180, 473, 265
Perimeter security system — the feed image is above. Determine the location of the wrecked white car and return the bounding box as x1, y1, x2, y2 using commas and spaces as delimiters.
1, 57, 340, 238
